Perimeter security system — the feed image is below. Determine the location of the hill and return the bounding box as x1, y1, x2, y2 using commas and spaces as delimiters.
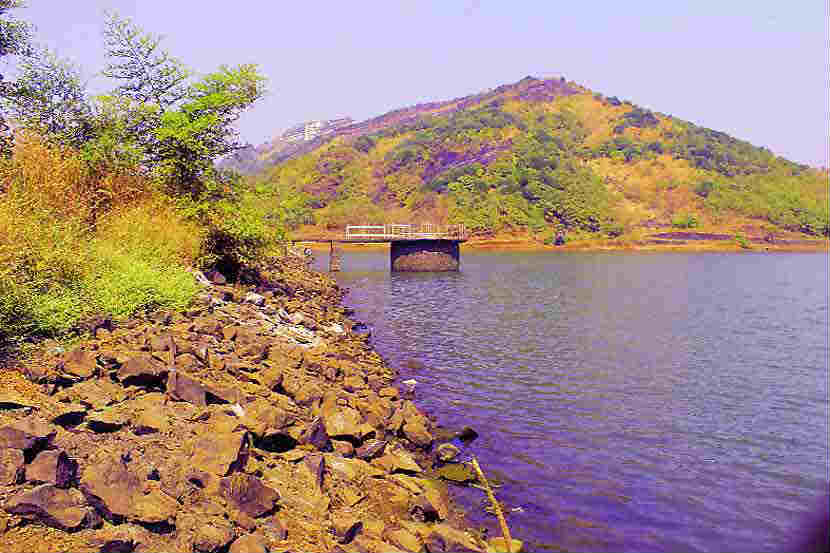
244, 77, 829, 241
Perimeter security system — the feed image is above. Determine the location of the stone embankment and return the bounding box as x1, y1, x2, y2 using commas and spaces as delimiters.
0, 259, 488, 553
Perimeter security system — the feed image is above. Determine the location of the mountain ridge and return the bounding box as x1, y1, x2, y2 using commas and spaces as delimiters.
239, 76, 828, 239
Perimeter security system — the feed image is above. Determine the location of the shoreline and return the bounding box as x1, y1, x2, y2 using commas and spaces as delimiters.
295, 235, 829, 254
0, 258, 494, 553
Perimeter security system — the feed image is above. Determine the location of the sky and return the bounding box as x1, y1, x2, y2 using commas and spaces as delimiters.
7, 0, 830, 167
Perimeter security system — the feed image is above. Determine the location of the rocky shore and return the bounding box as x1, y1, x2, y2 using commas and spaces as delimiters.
0, 258, 492, 553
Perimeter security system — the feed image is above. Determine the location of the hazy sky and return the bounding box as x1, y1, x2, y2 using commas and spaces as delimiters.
9, 1, 830, 167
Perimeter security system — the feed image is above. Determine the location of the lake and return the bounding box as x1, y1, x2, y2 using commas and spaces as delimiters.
314, 249, 829, 552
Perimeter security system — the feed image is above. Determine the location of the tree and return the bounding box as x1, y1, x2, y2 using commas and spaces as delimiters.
0, 0, 33, 153
101, 11, 189, 108
2, 49, 94, 147
100, 13, 266, 197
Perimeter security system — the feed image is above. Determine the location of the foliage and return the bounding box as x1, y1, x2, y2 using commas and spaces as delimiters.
2, 48, 95, 148
0, 137, 199, 346
734, 233, 750, 249
671, 212, 699, 228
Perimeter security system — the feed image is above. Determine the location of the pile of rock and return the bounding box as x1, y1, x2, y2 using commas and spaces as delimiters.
0, 261, 487, 552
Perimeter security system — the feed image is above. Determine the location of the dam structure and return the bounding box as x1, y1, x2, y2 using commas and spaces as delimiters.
294, 224, 468, 272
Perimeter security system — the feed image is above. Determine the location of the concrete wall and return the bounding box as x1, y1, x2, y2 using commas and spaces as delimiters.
390, 240, 460, 272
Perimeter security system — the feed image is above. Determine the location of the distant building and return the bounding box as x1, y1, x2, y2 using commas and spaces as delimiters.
282, 118, 354, 143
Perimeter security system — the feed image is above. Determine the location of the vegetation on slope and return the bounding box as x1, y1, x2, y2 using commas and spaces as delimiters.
0, 6, 278, 350
258, 79, 828, 240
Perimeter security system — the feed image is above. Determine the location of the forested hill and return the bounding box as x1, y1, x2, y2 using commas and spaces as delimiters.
249, 77, 829, 239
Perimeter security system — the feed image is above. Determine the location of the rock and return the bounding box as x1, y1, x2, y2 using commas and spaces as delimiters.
321, 404, 363, 441
61, 349, 98, 379
54, 379, 126, 410
436, 443, 460, 463
89, 524, 152, 553
486, 537, 524, 552
330, 515, 362, 544
5, 484, 100, 531
0, 393, 36, 410
403, 420, 433, 449
388, 528, 423, 552
133, 408, 170, 435
255, 366, 283, 391
26, 450, 77, 488
244, 292, 266, 306
193, 317, 223, 336
50, 403, 87, 428
166, 370, 208, 407
229, 533, 268, 553
79, 452, 177, 524
331, 440, 354, 457
379, 387, 399, 400
178, 511, 235, 553
457, 426, 479, 443
87, 408, 129, 433
413, 488, 449, 522
374, 448, 422, 474
355, 439, 386, 460
0, 417, 57, 458
303, 453, 325, 491
299, 417, 329, 451
342, 375, 366, 392
206, 270, 227, 284
261, 517, 288, 541
118, 353, 167, 387
0, 448, 24, 485
219, 473, 280, 518
175, 352, 201, 370
435, 463, 477, 484
190, 431, 251, 476
426, 524, 484, 553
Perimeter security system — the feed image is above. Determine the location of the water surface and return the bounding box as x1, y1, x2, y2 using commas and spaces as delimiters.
315, 250, 828, 552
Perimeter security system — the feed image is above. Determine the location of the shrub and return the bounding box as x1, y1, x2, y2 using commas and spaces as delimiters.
671, 212, 699, 228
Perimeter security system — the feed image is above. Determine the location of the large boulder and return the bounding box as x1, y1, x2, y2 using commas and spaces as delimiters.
166, 370, 209, 407
229, 533, 268, 553
5, 484, 101, 531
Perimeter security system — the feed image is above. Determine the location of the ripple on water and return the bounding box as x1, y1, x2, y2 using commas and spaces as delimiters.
322, 251, 829, 553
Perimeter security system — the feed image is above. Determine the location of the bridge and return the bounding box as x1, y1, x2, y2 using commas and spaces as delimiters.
293, 223, 468, 272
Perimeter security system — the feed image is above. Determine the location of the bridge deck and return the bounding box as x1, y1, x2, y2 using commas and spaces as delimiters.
293, 223, 468, 243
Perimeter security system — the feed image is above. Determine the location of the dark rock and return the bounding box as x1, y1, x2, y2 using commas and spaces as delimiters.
456, 426, 479, 443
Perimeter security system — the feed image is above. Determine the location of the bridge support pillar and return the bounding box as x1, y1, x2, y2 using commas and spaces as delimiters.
329, 241, 341, 272
390, 240, 460, 272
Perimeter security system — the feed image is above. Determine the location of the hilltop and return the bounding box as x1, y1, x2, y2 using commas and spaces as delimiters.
238, 77, 828, 243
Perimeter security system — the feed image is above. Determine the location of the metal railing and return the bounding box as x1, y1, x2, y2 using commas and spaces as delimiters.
344, 223, 467, 240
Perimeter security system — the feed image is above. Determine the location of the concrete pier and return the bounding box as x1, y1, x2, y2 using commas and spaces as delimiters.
390, 239, 460, 272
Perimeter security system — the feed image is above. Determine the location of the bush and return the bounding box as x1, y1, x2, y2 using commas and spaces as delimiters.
671, 212, 699, 228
